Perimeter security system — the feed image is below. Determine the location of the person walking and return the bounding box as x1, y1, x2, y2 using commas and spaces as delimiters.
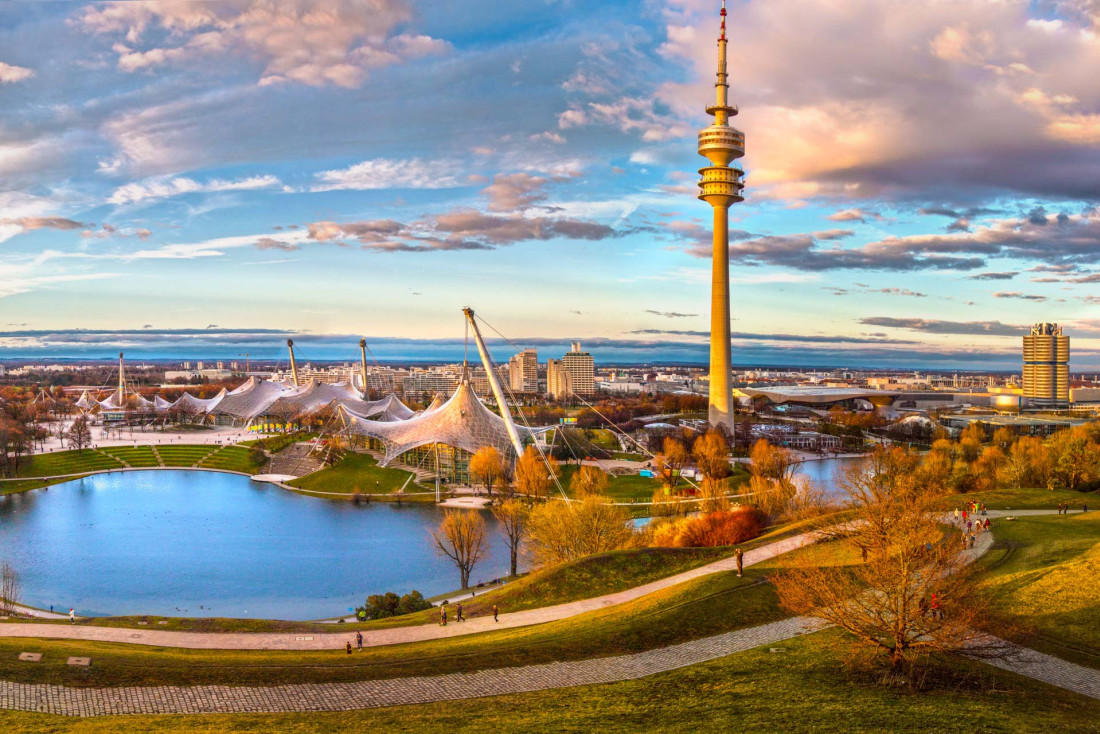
69, 608, 75, 624
984, 518, 990, 530
493, 604, 499, 622
735, 547, 744, 577
456, 602, 465, 622
440, 606, 448, 626
356, 631, 363, 651
345, 641, 352, 655
953, 508, 960, 523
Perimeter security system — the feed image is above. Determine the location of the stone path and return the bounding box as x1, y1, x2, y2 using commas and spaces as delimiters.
3, 514, 1100, 716
0, 529, 820, 650
0, 617, 831, 716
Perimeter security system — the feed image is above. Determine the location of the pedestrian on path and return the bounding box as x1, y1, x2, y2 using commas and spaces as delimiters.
954, 508, 960, 522
356, 631, 363, 651
440, 606, 448, 626
345, 641, 352, 655
456, 603, 465, 622
984, 518, 990, 530
69, 608, 75, 624
735, 547, 744, 577
493, 604, 499, 622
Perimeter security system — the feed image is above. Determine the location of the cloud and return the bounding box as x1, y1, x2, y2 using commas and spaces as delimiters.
644, 310, 698, 318
76, 0, 447, 88
682, 227, 984, 272
108, 175, 282, 205
253, 237, 300, 252
311, 158, 463, 191
0, 61, 34, 83
967, 271, 1018, 280
481, 173, 549, 212
630, 328, 917, 345
307, 207, 622, 253
858, 317, 1026, 336
0, 217, 87, 231
657, 1, 1100, 202
994, 291, 1048, 301
826, 208, 879, 223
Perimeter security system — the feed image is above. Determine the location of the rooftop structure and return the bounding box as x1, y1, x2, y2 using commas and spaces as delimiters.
697, 0, 745, 429
740, 385, 899, 409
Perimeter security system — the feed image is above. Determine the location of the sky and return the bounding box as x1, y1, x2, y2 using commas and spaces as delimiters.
2, 0, 1100, 369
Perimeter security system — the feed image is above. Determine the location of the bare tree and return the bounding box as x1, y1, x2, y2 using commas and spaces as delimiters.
772, 447, 1011, 675
653, 436, 690, 490
68, 416, 92, 453
692, 430, 732, 481
431, 510, 488, 589
492, 499, 529, 577
0, 562, 20, 616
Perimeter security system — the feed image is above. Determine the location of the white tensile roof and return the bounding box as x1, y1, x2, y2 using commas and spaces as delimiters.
340, 379, 546, 465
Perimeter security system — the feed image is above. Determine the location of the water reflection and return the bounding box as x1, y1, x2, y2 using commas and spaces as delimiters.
0, 470, 510, 620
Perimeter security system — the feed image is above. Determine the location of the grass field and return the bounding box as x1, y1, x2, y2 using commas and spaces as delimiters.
933, 486, 1099, 511
99, 446, 160, 468
0, 567, 786, 689
154, 445, 219, 467
977, 512, 1100, 669
197, 446, 262, 474
10, 449, 124, 477
288, 452, 424, 495
1, 629, 1098, 733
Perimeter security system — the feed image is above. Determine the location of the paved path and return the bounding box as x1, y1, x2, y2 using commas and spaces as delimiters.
3, 517, 1100, 716
0, 529, 820, 650
0, 617, 831, 716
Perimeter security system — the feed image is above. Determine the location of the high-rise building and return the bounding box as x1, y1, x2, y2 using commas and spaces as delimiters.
508, 348, 539, 393
1023, 323, 1070, 408
549, 341, 594, 399
546, 358, 572, 400
696, 0, 745, 429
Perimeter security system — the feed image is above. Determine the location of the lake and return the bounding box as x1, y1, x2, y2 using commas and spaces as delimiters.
0, 470, 511, 620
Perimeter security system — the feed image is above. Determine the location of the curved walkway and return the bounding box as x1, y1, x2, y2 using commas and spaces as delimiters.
4, 526, 1100, 716
0, 529, 819, 650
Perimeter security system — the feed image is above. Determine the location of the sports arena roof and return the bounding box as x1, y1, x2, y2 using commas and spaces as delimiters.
740, 385, 900, 408
340, 378, 547, 465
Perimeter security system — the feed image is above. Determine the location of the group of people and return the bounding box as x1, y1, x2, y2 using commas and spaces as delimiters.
918, 592, 945, 620
1057, 502, 1088, 515
345, 601, 503, 654
953, 506, 991, 549
439, 602, 499, 626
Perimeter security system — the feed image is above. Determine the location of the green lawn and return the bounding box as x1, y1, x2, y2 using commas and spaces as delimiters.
0, 567, 784, 689
977, 512, 1100, 669
288, 452, 424, 495
557, 463, 750, 504
197, 445, 262, 474
8, 449, 124, 478
0, 475, 90, 496
100, 446, 160, 468
2, 629, 1098, 733
933, 486, 1099, 511
155, 445, 219, 467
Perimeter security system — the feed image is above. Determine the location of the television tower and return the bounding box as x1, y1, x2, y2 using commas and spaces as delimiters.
697, 0, 745, 428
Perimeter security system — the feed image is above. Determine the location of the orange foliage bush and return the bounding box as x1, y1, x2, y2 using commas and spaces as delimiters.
671, 508, 766, 548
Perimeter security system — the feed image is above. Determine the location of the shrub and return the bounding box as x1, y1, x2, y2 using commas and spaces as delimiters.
673, 508, 766, 548
356, 590, 432, 620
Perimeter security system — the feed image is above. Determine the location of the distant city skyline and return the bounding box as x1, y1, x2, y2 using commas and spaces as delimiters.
2, 1, 1100, 367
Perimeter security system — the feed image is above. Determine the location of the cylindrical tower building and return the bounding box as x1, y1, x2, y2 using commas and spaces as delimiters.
698, 0, 745, 429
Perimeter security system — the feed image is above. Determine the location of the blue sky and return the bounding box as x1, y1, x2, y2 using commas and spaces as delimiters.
1, 0, 1100, 368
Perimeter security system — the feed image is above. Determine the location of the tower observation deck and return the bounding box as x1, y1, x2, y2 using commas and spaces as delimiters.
698, 0, 745, 428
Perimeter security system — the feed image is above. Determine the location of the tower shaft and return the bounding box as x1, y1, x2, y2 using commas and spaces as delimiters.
697, 0, 744, 430
709, 204, 733, 427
